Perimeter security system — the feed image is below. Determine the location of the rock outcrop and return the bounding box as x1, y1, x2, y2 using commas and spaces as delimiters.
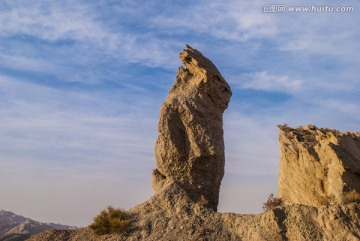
28, 48, 360, 241
152, 45, 232, 210
278, 125, 360, 206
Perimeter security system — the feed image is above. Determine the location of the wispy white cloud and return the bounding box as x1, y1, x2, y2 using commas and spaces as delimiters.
278, 11, 360, 63
319, 99, 360, 118
0, 1, 118, 47
150, 1, 278, 41
0, 52, 56, 72
0, 74, 158, 176
0, 0, 181, 73
232, 71, 302, 94
150, 0, 360, 65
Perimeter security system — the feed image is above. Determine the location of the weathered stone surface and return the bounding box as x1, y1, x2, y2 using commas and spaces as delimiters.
278, 125, 360, 206
152, 45, 232, 210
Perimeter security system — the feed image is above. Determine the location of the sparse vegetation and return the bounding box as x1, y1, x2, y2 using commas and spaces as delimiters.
344, 190, 360, 204
197, 195, 209, 206
263, 193, 283, 211
89, 206, 130, 236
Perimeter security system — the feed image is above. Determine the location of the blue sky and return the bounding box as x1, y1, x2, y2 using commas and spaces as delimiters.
0, 0, 359, 226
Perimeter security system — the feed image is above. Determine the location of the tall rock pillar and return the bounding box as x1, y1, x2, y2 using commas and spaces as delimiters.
152, 45, 232, 211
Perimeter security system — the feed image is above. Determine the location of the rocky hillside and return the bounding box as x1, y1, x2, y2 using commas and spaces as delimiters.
28, 46, 360, 241
0, 210, 75, 241
278, 125, 360, 206
28, 182, 360, 241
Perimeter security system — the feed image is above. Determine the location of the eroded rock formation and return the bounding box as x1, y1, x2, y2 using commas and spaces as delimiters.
152, 45, 232, 211
28, 48, 360, 241
278, 125, 360, 206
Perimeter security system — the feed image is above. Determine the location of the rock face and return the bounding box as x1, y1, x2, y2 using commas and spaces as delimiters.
278, 125, 360, 206
152, 45, 232, 210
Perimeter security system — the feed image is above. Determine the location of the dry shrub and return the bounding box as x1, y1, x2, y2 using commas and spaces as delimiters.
197, 195, 209, 206
89, 206, 130, 235
263, 193, 283, 211
344, 190, 360, 204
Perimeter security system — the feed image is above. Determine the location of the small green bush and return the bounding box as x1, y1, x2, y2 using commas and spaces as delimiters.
89, 206, 130, 235
263, 193, 283, 211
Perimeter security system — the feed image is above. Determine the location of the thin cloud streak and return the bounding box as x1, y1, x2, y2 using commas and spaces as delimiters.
0, 74, 158, 172
232, 71, 303, 94
0, 0, 181, 75
150, 1, 278, 41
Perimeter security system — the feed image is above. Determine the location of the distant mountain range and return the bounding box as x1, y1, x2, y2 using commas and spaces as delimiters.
0, 210, 76, 241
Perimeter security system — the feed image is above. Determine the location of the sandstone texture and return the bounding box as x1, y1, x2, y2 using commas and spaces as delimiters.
278, 125, 360, 206
152, 45, 232, 210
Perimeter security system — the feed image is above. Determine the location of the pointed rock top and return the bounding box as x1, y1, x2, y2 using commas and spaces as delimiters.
180, 45, 224, 80
166, 45, 232, 110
